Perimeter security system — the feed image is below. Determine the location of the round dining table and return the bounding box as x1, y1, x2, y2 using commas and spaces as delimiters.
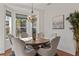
22, 37, 49, 49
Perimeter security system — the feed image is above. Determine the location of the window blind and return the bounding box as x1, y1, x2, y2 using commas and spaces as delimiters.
16, 14, 27, 19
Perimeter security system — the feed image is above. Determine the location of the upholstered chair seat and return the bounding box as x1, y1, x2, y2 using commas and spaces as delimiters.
9, 34, 36, 56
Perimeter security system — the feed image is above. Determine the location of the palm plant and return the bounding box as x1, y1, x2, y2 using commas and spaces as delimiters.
66, 11, 79, 52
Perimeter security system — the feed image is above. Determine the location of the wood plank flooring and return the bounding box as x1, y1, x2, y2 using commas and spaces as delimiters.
0, 48, 77, 56
0, 48, 12, 56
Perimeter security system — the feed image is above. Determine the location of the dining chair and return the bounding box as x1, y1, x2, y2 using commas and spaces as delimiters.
8, 34, 13, 45
10, 36, 36, 56
37, 36, 60, 56
8, 34, 14, 50
21, 32, 28, 38
37, 32, 44, 39
37, 33, 45, 48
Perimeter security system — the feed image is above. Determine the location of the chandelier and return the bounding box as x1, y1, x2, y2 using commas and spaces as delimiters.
27, 3, 37, 41
27, 3, 37, 23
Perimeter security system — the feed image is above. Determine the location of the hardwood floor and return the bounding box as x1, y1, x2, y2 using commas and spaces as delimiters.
76, 51, 79, 56
0, 48, 12, 56
57, 49, 73, 56
0, 48, 76, 56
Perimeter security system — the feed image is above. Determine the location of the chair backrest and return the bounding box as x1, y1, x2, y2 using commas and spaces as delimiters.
47, 36, 60, 55
51, 36, 60, 49
21, 32, 28, 38
37, 32, 44, 39
11, 37, 27, 56
8, 34, 14, 45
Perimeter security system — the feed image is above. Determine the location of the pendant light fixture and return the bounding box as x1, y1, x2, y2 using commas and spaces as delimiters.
27, 3, 37, 23
27, 3, 37, 41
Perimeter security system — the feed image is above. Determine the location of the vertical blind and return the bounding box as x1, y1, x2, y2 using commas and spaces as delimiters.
6, 10, 11, 17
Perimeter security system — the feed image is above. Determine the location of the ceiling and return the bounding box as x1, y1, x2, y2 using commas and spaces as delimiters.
5, 3, 52, 10
5, 3, 79, 11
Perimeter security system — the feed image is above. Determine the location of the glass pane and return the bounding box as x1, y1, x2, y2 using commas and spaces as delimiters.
5, 15, 12, 39
16, 16, 27, 38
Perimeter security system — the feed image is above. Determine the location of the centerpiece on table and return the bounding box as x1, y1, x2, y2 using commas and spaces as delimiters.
27, 11, 37, 41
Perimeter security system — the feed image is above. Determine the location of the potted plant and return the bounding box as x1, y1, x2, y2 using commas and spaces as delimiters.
66, 11, 79, 53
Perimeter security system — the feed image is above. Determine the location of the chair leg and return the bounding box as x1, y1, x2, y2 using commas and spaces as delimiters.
55, 53, 58, 56
35, 53, 40, 56
10, 51, 15, 56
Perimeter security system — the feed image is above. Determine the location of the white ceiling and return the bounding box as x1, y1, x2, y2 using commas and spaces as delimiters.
5, 3, 79, 11
5, 3, 52, 10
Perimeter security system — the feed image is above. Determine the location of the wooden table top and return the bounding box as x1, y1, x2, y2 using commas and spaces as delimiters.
20, 37, 49, 45
25, 38, 49, 45
21, 37, 49, 45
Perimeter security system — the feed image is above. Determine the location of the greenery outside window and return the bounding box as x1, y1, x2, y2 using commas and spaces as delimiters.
16, 14, 27, 38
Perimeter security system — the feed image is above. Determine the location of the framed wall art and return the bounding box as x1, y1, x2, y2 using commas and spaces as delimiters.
52, 15, 64, 29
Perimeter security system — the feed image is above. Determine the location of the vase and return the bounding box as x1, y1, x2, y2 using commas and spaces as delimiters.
32, 23, 36, 41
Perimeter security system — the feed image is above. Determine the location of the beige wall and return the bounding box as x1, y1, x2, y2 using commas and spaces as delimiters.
0, 4, 5, 53
0, 3, 79, 55
40, 4, 79, 55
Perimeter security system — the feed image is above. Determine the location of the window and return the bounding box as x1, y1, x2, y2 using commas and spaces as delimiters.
5, 10, 12, 39
16, 14, 27, 37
